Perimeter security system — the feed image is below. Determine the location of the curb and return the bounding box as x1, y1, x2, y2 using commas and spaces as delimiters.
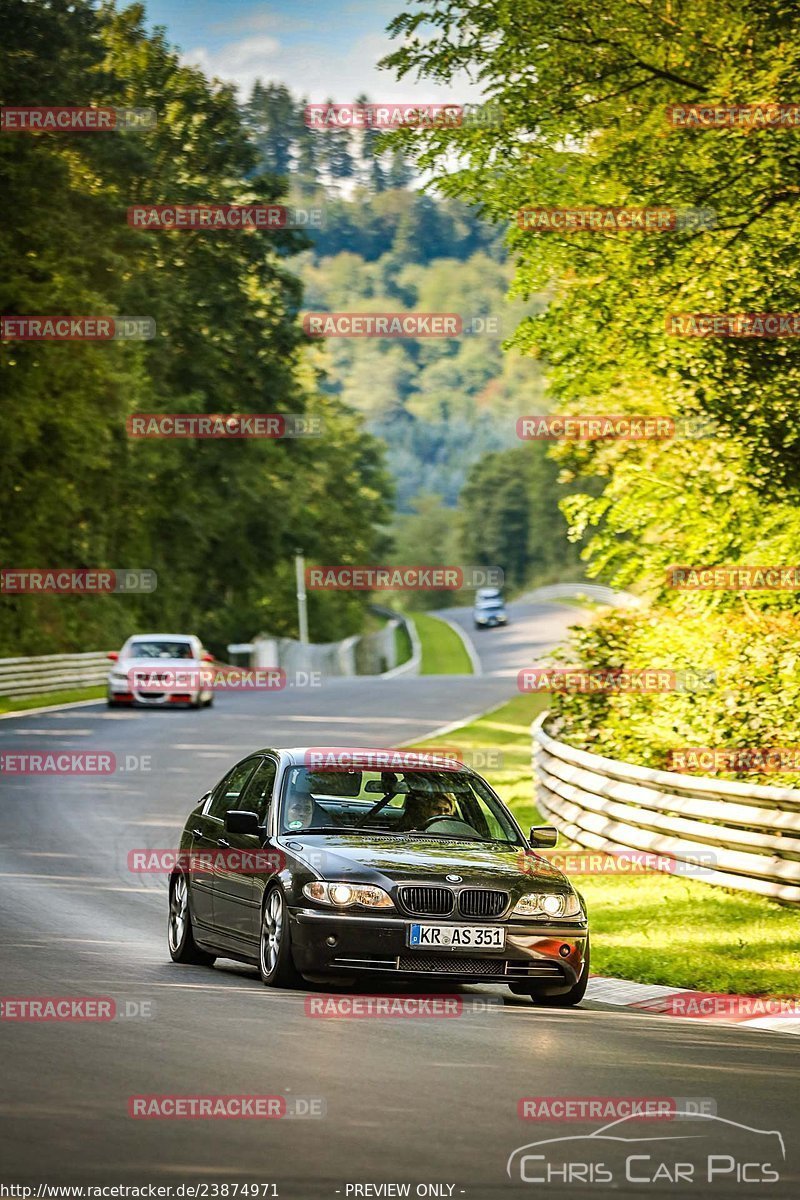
586, 975, 800, 1036
0, 697, 106, 721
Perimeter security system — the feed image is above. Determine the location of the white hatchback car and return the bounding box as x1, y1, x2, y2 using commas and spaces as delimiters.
107, 633, 215, 709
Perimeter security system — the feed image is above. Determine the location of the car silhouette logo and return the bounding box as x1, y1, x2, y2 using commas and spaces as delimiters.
446, 874, 462, 882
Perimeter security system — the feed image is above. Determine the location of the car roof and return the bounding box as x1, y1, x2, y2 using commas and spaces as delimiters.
250, 747, 477, 774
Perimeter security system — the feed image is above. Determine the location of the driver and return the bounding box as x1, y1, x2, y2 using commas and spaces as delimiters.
283, 773, 329, 830
399, 789, 455, 831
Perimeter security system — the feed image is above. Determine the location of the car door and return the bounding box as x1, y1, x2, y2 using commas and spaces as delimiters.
199, 757, 261, 934
213, 755, 279, 944
185, 788, 218, 928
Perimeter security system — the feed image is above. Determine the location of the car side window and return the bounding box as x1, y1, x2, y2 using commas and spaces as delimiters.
238, 757, 278, 824
207, 758, 260, 820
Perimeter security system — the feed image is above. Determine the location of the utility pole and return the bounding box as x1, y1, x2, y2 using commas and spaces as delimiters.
295, 550, 309, 644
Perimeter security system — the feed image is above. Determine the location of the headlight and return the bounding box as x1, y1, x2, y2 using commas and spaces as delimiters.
512, 891, 582, 918
111, 672, 128, 682
302, 881, 394, 909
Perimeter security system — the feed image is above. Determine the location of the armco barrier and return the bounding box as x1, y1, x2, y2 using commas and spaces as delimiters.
250, 610, 419, 679
532, 714, 800, 904
522, 583, 641, 608
0, 651, 110, 698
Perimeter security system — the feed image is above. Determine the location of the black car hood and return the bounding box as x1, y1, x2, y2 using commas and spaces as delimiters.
280, 833, 569, 889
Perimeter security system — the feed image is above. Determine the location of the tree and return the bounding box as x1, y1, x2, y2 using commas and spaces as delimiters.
0, 0, 392, 653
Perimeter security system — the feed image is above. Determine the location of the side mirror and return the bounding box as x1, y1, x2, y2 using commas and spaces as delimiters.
225, 810, 261, 836
107, 651, 119, 661
529, 825, 558, 848
201, 652, 214, 663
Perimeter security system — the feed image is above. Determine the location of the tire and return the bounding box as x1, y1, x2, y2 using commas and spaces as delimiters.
204, 694, 214, 708
259, 888, 302, 988
168, 873, 216, 965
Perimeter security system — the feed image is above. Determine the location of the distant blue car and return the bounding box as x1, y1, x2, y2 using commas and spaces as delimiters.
473, 587, 508, 629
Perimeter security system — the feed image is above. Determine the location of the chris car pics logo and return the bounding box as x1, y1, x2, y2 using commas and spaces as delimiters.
507, 1112, 784, 1186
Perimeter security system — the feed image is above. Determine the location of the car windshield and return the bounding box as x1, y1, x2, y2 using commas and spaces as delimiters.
127, 640, 194, 659
279, 766, 523, 845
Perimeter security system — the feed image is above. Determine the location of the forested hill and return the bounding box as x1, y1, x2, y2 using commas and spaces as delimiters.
243, 84, 548, 510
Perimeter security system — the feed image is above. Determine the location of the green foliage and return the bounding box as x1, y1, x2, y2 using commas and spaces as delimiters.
381, 0, 800, 776
300, 249, 546, 508
0, 0, 392, 655
459, 444, 585, 590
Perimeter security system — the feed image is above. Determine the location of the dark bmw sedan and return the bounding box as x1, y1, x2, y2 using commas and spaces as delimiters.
168, 748, 589, 1004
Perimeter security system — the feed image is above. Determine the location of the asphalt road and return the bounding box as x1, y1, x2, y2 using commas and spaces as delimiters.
0, 600, 797, 1198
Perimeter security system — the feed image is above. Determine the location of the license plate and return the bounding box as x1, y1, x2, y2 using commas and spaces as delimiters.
408, 923, 505, 949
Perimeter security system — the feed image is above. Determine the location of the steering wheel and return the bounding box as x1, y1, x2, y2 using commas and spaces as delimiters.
421, 815, 479, 836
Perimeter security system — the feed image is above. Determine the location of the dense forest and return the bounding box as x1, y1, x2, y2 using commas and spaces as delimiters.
0, 1, 392, 654
0, 3, 588, 657
242, 83, 584, 596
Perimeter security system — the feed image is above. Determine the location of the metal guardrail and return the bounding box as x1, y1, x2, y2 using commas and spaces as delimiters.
522, 583, 641, 608
251, 608, 420, 679
532, 714, 800, 904
0, 651, 110, 698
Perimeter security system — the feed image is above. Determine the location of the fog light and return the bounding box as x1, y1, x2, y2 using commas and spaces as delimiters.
559, 944, 571, 957
325, 935, 337, 947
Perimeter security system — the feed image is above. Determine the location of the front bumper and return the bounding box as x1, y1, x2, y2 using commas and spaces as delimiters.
107, 677, 199, 706
290, 907, 588, 992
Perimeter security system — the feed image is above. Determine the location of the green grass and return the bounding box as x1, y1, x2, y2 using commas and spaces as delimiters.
413, 612, 473, 675
393, 619, 413, 669
0, 684, 106, 715
408, 692, 800, 998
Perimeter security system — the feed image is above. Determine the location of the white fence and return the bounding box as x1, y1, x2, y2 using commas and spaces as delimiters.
251, 610, 419, 679
523, 583, 641, 608
0, 651, 110, 698
532, 714, 800, 905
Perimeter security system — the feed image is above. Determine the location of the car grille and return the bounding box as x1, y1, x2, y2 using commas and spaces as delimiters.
398, 886, 454, 916
398, 954, 509, 976
333, 955, 566, 980
458, 888, 508, 918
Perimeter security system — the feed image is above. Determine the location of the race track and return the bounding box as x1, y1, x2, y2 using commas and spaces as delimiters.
1, 600, 797, 1198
